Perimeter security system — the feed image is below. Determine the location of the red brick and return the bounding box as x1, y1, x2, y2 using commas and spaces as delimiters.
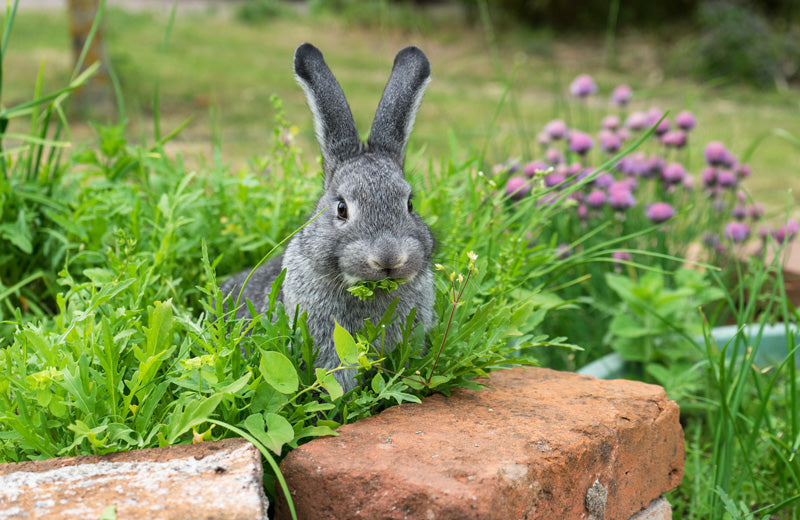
276, 367, 684, 520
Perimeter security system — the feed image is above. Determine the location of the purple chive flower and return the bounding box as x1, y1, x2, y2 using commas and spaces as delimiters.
701, 167, 717, 188
598, 129, 621, 153
625, 111, 649, 131
735, 163, 751, 179
704, 141, 729, 166
675, 110, 696, 131
545, 147, 564, 165
505, 176, 530, 200
619, 152, 648, 177
602, 115, 621, 130
611, 84, 633, 106
594, 172, 615, 189
586, 189, 607, 208
661, 162, 686, 185
612, 250, 632, 272
608, 182, 636, 210
661, 129, 687, 149
544, 170, 567, 188
537, 132, 551, 147
577, 204, 589, 220
616, 127, 631, 142
724, 221, 750, 243
647, 108, 670, 136
544, 119, 569, 140
703, 232, 721, 249
732, 205, 747, 220
570, 74, 598, 98
554, 244, 573, 259
749, 203, 764, 221
567, 162, 584, 176
716, 169, 738, 189
645, 156, 666, 179
646, 202, 676, 224
773, 219, 799, 243
683, 175, 695, 190
568, 131, 594, 155
523, 160, 548, 177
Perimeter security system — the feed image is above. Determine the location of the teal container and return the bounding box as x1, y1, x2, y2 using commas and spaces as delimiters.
578, 322, 799, 380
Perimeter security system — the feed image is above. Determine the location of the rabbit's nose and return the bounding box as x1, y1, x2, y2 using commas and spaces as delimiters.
367, 251, 408, 271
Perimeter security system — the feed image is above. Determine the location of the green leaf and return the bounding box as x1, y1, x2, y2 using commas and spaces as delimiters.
166, 393, 224, 444
144, 300, 174, 357
315, 368, 343, 401
243, 412, 295, 455
259, 351, 299, 394
333, 320, 359, 365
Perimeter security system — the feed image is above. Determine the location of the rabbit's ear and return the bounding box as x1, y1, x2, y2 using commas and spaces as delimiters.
294, 43, 361, 172
367, 47, 431, 168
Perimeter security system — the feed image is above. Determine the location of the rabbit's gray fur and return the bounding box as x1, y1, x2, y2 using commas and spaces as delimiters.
220, 43, 434, 394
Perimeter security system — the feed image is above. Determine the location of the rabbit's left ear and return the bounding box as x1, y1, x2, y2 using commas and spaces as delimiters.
367, 47, 431, 168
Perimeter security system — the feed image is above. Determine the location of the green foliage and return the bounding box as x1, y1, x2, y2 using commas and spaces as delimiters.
346, 278, 406, 301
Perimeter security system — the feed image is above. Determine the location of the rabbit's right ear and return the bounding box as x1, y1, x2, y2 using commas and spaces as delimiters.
294, 43, 361, 173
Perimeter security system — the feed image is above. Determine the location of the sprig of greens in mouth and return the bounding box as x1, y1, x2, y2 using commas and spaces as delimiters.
347, 278, 406, 301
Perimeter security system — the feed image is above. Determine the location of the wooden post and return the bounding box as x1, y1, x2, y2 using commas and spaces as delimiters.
67, 0, 114, 116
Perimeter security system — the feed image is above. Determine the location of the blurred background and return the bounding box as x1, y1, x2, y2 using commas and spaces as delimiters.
8, 0, 800, 211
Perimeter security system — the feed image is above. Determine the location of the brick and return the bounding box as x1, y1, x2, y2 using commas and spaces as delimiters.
276, 367, 684, 520
0, 438, 268, 519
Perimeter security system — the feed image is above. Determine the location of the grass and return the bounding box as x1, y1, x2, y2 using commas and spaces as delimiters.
4, 4, 800, 214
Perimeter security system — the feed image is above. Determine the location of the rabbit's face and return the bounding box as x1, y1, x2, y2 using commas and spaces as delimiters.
309, 154, 433, 286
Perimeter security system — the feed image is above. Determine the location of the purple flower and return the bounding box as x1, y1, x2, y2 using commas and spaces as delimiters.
523, 160, 548, 177
577, 204, 588, 220
544, 119, 569, 140
570, 74, 598, 98
568, 131, 594, 156
675, 110, 696, 131
647, 108, 670, 136
704, 141, 729, 166
602, 115, 621, 130
612, 250, 632, 272
661, 129, 687, 149
749, 203, 764, 221
554, 244, 573, 259
683, 175, 695, 190
646, 156, 666, 179
735, 163, 751, 179
505, 176, 529, 200
701, 167, 717, 188
545, 147, 564, 165
716, 169, 738, 189
598, 129, 621, 154
724, 221, 750, 243
586, 189, 607, 208
608, 182, 636, 211
544, 171, 567, 188
661, 162, 686, 185
625, 111, 649, 131
594, 172, 615, 189
619, 152, 648, 177
731, 206, 747, 220
567, 162, 584, 176
646, 202, 675, 224
616, 127, 631, 142
611, 84, 633, 106
537, 132, 550, 146
774, 219, 799, 243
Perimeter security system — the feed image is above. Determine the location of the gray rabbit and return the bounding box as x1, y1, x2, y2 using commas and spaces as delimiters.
220, 43, 435, 394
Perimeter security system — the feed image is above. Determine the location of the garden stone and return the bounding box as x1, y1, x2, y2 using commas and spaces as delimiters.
0, 438, 267, 519
276, 366, 684, 520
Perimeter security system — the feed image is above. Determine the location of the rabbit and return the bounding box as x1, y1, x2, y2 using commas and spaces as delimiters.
220, 43, 435, 394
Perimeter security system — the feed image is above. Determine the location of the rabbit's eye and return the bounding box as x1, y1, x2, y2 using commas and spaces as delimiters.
407, 196, 413, 213
337, 199, 348, 220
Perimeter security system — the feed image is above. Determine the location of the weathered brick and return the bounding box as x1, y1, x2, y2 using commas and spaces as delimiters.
0, 438, 268, 519
276, 367, 684, 520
